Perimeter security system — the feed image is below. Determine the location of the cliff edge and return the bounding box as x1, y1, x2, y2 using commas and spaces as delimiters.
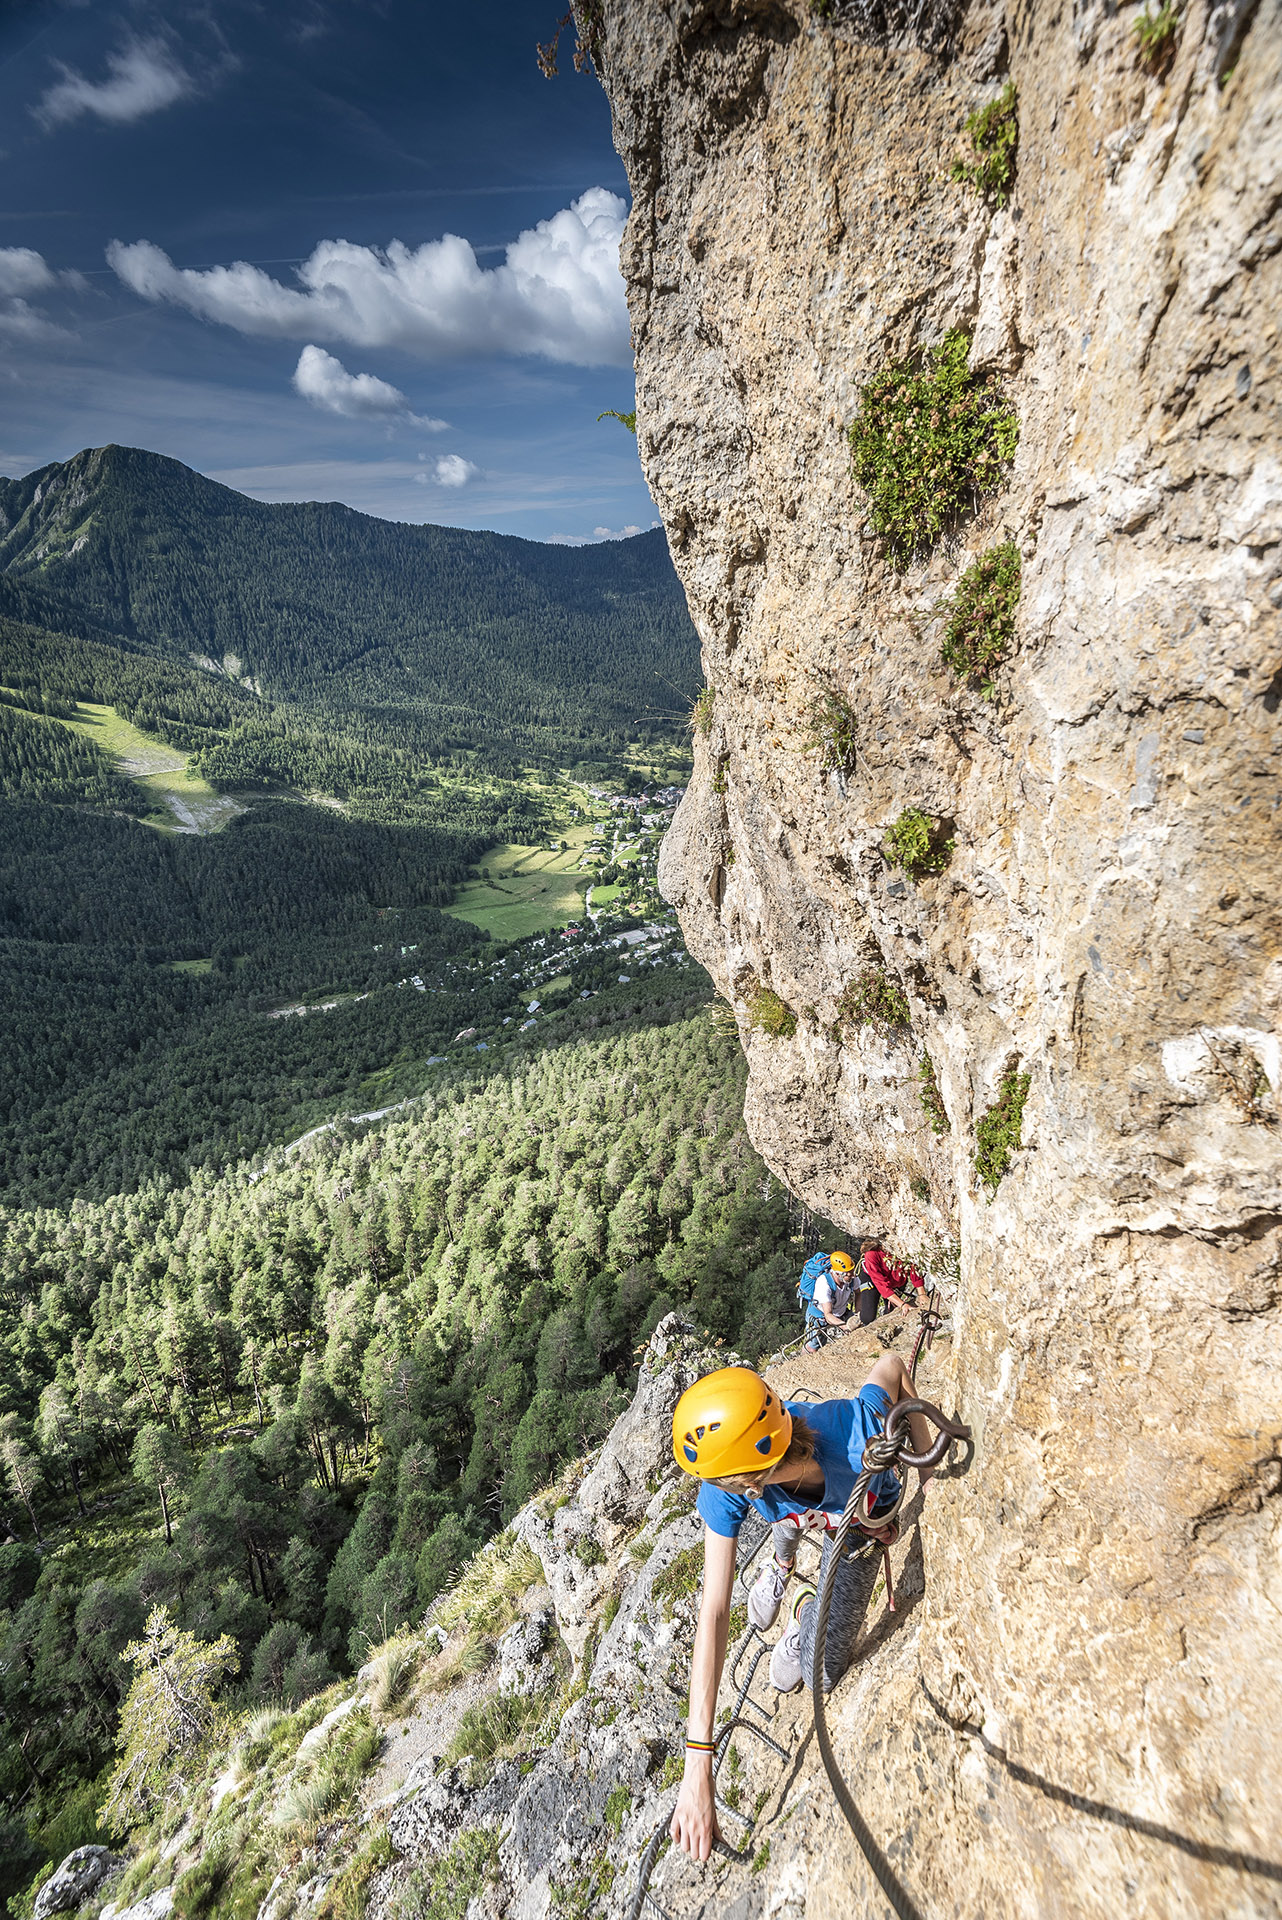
595, 0, 1282, 1913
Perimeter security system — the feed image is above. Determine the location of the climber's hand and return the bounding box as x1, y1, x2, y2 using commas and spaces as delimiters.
672, 1763, 720, 1862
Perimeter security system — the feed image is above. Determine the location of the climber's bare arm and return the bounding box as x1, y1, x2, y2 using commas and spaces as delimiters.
865, 1352, 936, 1477
671, 1525, 736, 1861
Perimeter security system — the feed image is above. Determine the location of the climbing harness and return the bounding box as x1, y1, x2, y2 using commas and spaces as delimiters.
630, 1319, 970, 1920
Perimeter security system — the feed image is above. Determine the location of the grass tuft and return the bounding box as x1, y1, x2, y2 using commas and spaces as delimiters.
388, 1826, 500, 1920
917, 1054, 950, 1135
801, 688, 858, 774
745, 984, 797, 1040
368, 1639, 420, 1715
444, 1685, 552, 1775
950, 83, 1019, 205
313, 1827, 394, 1920
651, 1544, 703, 1619
847, 331, 1018, 566
974, 1068, 1031, 1196
435, 1529, 543, 1640
939, 541, 1022, 694
1133, 1, 1180, 67
691, 687, 715, 737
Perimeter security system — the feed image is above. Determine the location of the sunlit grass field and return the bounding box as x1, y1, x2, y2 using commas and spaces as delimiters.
64, 702, 245, 834
443, 819, 598, 939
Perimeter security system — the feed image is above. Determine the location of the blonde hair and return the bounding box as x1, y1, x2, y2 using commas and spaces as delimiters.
708, 1412, 817, 1491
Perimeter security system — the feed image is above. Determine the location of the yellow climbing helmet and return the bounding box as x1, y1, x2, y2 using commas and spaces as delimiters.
672, 1367, 792, 1479
829, 1251, 855, 1274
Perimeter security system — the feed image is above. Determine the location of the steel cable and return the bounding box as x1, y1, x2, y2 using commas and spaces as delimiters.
808, 1398, 971, 1920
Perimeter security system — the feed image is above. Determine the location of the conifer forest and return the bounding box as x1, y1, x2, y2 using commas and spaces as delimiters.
0, 448, 824, 1907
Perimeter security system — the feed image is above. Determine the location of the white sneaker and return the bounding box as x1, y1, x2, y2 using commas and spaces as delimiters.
768, 1585, 815, 1693
769, 1620, 804, 1692
747, 1558, 791, 1631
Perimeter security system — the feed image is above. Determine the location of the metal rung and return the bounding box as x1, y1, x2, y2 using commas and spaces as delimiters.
717, 1712, 791, 1765
728, 1628, 766, 1698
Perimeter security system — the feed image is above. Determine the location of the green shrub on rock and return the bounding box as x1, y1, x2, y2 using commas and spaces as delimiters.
940, 540, 1022, 693
885, 808, 954, 881
974, 1068, 1031, 1195
837, 968, 910, 1032
1133, 1, 1180, 68
847, 331, 1019, 565
950, 83, 1019, 205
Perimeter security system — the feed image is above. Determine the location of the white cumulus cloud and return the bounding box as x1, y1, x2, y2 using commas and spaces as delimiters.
593, 524, 645, 540
37, 38, 193, 127
291, 344, 446, 427
422, 455, 479, 488
107, 188, 630, 365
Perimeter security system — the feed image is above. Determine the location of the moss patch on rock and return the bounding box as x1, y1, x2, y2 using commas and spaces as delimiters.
745, 983, 798, 1039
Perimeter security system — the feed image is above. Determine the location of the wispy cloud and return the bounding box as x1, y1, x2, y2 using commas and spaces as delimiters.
108, 189, 630, 366
291, 344, 446, 426
0, 249, 55, 298
0, 247, 74, 338
548, 521, 659, 546
37, 38, 193, 128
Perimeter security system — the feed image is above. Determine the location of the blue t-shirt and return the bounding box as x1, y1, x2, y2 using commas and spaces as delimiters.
696, 1386, 898, 1539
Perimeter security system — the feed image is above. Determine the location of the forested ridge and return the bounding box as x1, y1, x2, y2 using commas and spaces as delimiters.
0, 459, 691, 1206
0, 446, 698, 771
0, 990, 833, 1907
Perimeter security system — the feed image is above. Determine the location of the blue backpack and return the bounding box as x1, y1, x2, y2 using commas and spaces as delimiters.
797, 1251, 832, 1311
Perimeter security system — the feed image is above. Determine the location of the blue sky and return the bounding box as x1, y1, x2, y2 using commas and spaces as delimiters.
0, 0, 655, 543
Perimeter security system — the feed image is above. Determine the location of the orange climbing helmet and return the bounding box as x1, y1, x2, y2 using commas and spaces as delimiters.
829, 1250, 855, 1275
672, 1367, 792, 1479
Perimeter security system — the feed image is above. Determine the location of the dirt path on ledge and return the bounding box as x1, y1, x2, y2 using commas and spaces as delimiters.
766, 1301, 951, 1403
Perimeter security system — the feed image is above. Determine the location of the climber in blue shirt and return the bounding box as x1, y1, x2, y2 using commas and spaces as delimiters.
666, 1352, 935, 1863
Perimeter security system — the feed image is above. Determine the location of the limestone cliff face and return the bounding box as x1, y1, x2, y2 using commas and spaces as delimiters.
596, 1, 1282, 1913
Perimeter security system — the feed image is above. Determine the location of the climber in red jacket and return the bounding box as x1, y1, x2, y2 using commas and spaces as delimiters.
856, 1239, 924, 1326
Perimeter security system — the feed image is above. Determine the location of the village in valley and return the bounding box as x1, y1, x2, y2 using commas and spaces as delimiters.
258, 778, 698, 1152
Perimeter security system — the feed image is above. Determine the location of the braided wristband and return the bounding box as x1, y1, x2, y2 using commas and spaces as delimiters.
684, 1738, 716, 1754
